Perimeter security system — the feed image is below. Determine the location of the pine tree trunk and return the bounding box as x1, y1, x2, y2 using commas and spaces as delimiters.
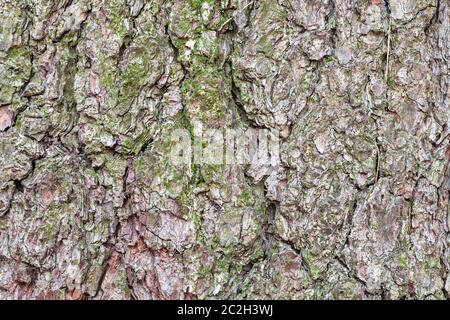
0, 0, 448, 299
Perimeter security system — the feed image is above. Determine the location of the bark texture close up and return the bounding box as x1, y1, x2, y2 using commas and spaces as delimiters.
0, 0, 449, 299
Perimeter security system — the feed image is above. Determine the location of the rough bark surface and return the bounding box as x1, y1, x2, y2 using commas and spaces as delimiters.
0, 0, 449, 300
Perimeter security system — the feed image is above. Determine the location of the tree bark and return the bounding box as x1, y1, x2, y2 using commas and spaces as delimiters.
0, 0, 449, 299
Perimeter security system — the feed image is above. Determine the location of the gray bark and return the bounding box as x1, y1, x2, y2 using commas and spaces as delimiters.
0, 0, 449, 299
